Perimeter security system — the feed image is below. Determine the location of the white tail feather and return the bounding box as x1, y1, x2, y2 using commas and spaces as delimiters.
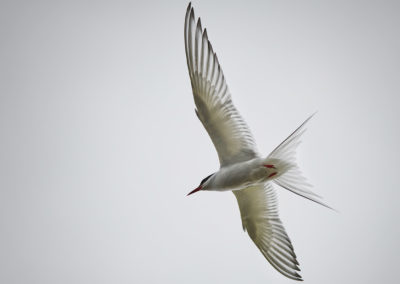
266, 113, 333, 210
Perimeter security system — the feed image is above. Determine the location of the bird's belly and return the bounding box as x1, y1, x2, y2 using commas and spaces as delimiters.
212, 161, 266, 191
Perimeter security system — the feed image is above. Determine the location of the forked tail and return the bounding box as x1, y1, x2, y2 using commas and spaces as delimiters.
264, 113, 333, 210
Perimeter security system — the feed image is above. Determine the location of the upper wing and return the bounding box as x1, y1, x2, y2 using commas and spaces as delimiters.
233, 183, 303, 281
184, 3, 259, 167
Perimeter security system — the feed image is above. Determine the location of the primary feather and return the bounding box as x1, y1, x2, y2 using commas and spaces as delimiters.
234, 184, 302, 281
184, 3, 259, 167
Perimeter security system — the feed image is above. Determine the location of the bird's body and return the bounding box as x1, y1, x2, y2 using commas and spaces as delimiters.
202, 158, 273, 191
200, 156, 292, 192
184, 3, 330, 281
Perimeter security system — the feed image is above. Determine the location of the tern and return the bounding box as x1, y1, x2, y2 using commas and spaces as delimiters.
184, 3, 331, 281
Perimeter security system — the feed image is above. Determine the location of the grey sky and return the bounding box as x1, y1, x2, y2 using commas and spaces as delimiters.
1, 0, 399, 283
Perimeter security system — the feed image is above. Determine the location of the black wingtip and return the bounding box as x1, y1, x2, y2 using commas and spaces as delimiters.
189, 6, 195, 21
197, 17, 202, 27
186, 2, 192, 15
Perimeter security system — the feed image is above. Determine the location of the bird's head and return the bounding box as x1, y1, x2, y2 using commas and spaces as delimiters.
187, 173, 214, 196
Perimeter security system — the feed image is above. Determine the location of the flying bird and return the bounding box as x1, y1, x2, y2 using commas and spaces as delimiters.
184, 3, 331, 281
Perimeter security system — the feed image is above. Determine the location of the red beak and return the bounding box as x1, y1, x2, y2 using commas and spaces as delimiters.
187, 185, 202, 196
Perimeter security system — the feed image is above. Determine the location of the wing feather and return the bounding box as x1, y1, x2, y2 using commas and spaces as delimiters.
184, 3, 258, 166
233, 183, 303, 281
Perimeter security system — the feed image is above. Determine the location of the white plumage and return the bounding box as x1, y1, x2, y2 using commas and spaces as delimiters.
184, 3, 330, 281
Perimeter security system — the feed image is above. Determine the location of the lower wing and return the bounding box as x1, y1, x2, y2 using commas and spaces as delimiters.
233, 183, 303, 281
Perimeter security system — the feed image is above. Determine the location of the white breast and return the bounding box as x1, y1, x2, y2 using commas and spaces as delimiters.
207, 158, 265, 191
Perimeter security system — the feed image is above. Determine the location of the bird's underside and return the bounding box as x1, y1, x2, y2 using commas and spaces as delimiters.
184, 2, 329, 281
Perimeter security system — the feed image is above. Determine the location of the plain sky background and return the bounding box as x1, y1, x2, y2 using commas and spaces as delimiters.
1, 0, 399, 283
